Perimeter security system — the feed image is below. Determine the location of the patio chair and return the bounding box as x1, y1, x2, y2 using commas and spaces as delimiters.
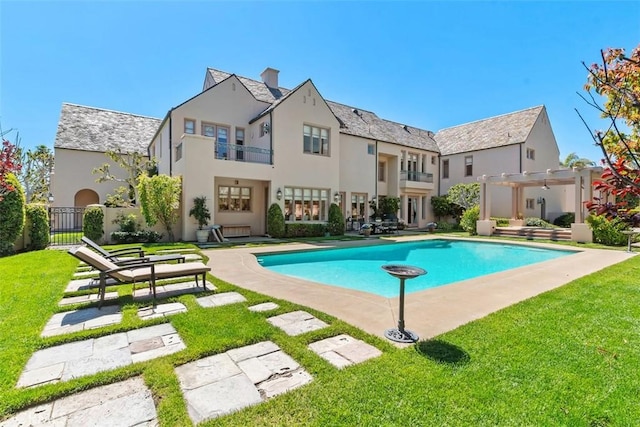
68, 246, 211, 307
81, 236, 185, 264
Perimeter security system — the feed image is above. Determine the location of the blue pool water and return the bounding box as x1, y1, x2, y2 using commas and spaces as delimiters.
256, 240, 575, 297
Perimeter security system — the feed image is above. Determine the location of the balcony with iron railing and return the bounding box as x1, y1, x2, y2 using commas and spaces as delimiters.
214, 141, 272, 165
400, 170, 434, 191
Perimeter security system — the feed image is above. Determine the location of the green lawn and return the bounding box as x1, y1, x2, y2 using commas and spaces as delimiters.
1, 243, 639, 425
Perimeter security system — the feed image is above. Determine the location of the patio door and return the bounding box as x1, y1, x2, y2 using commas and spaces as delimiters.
407, 197, 417, 225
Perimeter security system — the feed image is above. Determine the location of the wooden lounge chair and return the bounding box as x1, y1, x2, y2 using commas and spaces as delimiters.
81, 236, 185, 264
68, 246, 211, 307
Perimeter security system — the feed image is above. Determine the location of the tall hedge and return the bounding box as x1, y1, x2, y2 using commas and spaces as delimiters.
327, 203, 345, 236
267, 203, 285, 238
26, 203, 49, 250
0, 174, 26, 256
83, 206, 104, 242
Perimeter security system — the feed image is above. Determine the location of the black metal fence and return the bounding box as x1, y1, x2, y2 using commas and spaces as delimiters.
49, 207, 86, 246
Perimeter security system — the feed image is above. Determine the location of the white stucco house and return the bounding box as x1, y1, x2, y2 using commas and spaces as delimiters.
51, 66, 570, 241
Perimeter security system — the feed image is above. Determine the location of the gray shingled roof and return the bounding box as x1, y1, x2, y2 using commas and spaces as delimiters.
206, 68, 439, 152
435, 106, 545, 156
54, 103, 162, 154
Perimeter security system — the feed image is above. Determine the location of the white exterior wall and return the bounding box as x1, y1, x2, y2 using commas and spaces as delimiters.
150, 122, 171, 174
52, 148, 142, 207
269, 81, 341, 212
339, 134, 377, 217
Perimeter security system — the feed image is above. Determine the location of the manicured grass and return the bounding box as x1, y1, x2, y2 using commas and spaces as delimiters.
1, 243, 639, 425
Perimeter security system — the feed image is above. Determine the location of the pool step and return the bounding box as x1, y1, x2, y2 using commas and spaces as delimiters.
493, 227, 572, 241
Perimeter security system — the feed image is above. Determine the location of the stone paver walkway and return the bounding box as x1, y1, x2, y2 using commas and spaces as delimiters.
41, 306, 122, 337
3, 377, 157, 427
267, 310, 329, 336
175, 341, 312, 424
248, 302, 279, 312
59, 291, 119, 307
18, 323, 185, 388
133, 281, 215, 300
308, 334, 382, 368
196, 292, 247, 308
138, 302, 187, 320
65, 277, 118, 292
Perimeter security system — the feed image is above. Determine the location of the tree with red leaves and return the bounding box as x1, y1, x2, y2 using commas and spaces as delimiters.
579, 43, 640, 226
0, 138, 21, 201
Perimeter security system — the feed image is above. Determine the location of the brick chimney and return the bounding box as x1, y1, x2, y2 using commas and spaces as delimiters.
260, 67, 279, 88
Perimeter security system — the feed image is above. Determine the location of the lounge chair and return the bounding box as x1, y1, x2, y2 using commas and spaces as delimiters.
81, 236, 185, 264
68, 246, 211, 307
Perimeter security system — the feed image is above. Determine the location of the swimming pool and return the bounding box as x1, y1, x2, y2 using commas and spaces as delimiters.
256, 239, 575, 297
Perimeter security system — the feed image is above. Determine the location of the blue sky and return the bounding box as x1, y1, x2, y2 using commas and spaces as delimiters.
1, 1, 639, 164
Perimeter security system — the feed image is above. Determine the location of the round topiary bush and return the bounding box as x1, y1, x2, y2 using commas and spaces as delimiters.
460, 205, 480, 235
327, 203, 345, 236
83, 206, 104, 242
26, 203, 50, 250
267, 203, 285, 238
0, 174, 26, 256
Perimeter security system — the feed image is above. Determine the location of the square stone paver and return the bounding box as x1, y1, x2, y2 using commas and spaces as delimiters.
138, 302, 187, 320
18, 324, 185, 388
248, 302, 279, 312
308, 334, 382, 368
59, 292, 118, 307
196, 292, 246, 308
4, 377, 157, 426
133, 281, 215, 301
65, 277, 119, 292
267, 310, 329, 336
41, 306, 122, 337
175, 341, 312, 424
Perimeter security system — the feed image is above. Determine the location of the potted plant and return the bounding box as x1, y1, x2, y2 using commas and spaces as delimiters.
189, 196, 211, 243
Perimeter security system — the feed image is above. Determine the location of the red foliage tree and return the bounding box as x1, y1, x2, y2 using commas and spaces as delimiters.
0, 138, 21, 201
579, 43, 640, 226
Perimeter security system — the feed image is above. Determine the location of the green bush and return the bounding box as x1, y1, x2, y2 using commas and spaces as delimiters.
26, 204, 49, 250
436, 222, 455, 232
553, 212, 575, 228
327, 203, 345, 236
525, 217, 556, 228
0, 174, 26, 257
83, 206, 104, 242
586, 214, 628, 246
460, 205, 480, 235
113, 212, 140, 233
111, 230, 161, 244
431, 195, 457, 220
490, 216, 510, 227
267, 203, 285, 238
284, 223, 327, 238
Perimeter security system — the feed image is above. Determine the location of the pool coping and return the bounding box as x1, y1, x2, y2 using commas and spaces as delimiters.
202, 236, 633, 344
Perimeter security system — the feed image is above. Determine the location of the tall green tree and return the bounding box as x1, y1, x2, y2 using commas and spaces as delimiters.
447, 182, 480, 211
18, 145, 53, 203
560, 152, 596, 169
137, 174, 181, 242
93, 149, 156, 207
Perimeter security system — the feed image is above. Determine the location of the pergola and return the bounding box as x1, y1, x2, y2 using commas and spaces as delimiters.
476, 166, 604, 242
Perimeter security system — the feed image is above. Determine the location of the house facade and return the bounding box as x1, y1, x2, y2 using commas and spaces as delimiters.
436, 105, 564, 220
51, 67, 566, 241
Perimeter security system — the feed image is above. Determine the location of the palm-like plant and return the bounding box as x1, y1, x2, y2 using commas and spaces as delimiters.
560, 152, 596, 169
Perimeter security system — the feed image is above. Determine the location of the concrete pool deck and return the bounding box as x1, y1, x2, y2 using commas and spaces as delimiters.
203, 236, 633, 342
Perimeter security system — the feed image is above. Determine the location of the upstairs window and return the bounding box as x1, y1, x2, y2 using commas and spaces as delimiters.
202, 123, 216, 138
378, 161, 386, 182
175, 143, 183, 162
367, 144, 375, 155
184, 119, 195, 134
465, 156, 473, 177
303, 125, 330, 156
527, 148, 535, 160
442, 159, 449, 179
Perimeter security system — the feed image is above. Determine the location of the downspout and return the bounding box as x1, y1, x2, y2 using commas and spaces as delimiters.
519, 143, 523, 173
269, 111, 274, 165
375, 140, 379, 211
437, 153, 441, 196
169, 115, 173, 176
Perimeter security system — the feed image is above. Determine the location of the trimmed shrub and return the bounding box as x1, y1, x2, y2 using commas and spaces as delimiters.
267, 203, 285, 238
111, 230, 162, 244
431, 195, 456, 220
83, 206, 104, 242
525, 217, 556, 228
0, 174, 26, 256
553, 212, 575, 228
460, 205, 480, 235
327, 203, 345, 236
586, 214, 628, 246
26, 203, 49, 250
284, 223, 327, 238
113, 213, 140, 233
490, 216, 510, 227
